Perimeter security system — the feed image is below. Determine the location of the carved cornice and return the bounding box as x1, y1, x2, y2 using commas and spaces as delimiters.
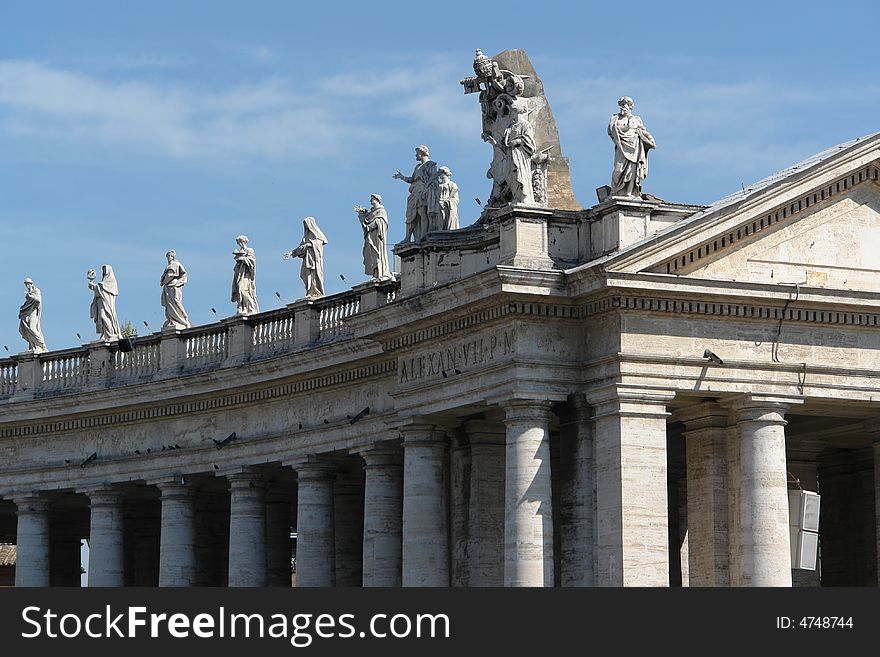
381, 301, 580, 352
581, 292, 880, 328
0, 358, 397, 439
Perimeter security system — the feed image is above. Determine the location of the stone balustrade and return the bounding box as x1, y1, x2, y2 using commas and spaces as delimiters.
0, 279, 399, 401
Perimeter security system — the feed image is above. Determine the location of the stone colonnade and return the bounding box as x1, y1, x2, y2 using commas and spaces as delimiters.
11, 391, 876, 587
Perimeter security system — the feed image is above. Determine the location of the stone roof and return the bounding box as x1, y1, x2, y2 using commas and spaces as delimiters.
698, 132, 880, 218
0, 544, 15, 567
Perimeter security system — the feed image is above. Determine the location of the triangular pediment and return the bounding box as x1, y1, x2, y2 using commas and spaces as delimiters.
676, 180, 880, 290
603, 133, 880, 293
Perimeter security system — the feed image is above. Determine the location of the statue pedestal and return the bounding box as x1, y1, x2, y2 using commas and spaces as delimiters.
589, 196, 659, 257
497, 204, 556, 269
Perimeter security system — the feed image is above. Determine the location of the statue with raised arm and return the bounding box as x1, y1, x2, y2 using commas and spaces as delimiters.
355, 194, 391, 280
284, 217, 328, 298
87, 265, 121, 342
608, 96, 655, 198
18, 278, 47, 353
160, 250, 191, 329
231, 235, 259, 315
433, 167, 460, 230
392, 144, 437, 242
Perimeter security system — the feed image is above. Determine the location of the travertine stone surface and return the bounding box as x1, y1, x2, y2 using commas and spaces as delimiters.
501, 400, 554, 587
724, 395, 802, 586
265, 495, 293, 587
227, 472, 267, 587
14, 494, 51, 587
156, 480, 197, 587
679, 402, 731, 586
401, 425, 449, 587
87, 488, 125, 587
361, 446, 403, 587
557, 397, 595, 587
333, 471, 364, 587
294, 462, 336, 587
591, 387, 673, 586
464, 420, 505, 587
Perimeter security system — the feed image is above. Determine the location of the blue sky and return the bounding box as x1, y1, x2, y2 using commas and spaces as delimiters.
1, 0, 877, 352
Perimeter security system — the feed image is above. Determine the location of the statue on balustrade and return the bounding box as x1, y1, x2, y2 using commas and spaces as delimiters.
160, 250, 191, 329
393, 144, 437, 242
231, 235, 259, 316
18, 278, 47, 353
87, 265, 121, 342
432, 167, 460, 230
608, 95, 655, 198
284, 217, 328, 299
355, 194, 391, 281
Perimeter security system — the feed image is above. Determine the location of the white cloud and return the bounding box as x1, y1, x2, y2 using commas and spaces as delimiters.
0, 59, 474, 162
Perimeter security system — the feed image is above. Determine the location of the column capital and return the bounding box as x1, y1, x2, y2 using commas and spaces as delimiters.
676, 400, 730, 433
358, 444, 403, 468
500, 399, 554, 423
289, 457, 337, 481
586, 384, 675, 420
399, 422, 448, 445
227, 471, 267, 491
152, 477, 196, 497
721, 393, 804, 425
463, 419, 506, 445
82, 486, 124, 507
14, 493, 50, 513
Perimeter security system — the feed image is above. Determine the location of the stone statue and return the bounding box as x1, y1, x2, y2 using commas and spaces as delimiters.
284, 217, 328, 298
160, 250, 191, 329
18, 278, 47, 353
433, 167, 460, 230
501, 99, 536, 204
393, 145, 437, 242
461, 48, 582, 211
231, 235, 259, 315
608, 96, 655, 198
87, 265, 121, 342
355, 194, 391, 280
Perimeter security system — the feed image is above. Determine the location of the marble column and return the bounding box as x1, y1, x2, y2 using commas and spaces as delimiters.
679, 402, 730, 586
463, 420, 505, 586
294, 461, 336, 587
402, 424, 449, 587
14, 494, 51, 587
227, 472, 267, 587
361, 446, 403, 587
591, 387, 674, 586
334, 470, 364, 587
86, 488, 125, 587
725, 394, 802, 587
156, 480, 197, 587
556, 397, 595, 587
266, 493, 293, 587
501, 400, 555, 587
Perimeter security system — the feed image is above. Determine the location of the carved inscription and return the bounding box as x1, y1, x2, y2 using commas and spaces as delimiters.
399, 330, 515, 384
